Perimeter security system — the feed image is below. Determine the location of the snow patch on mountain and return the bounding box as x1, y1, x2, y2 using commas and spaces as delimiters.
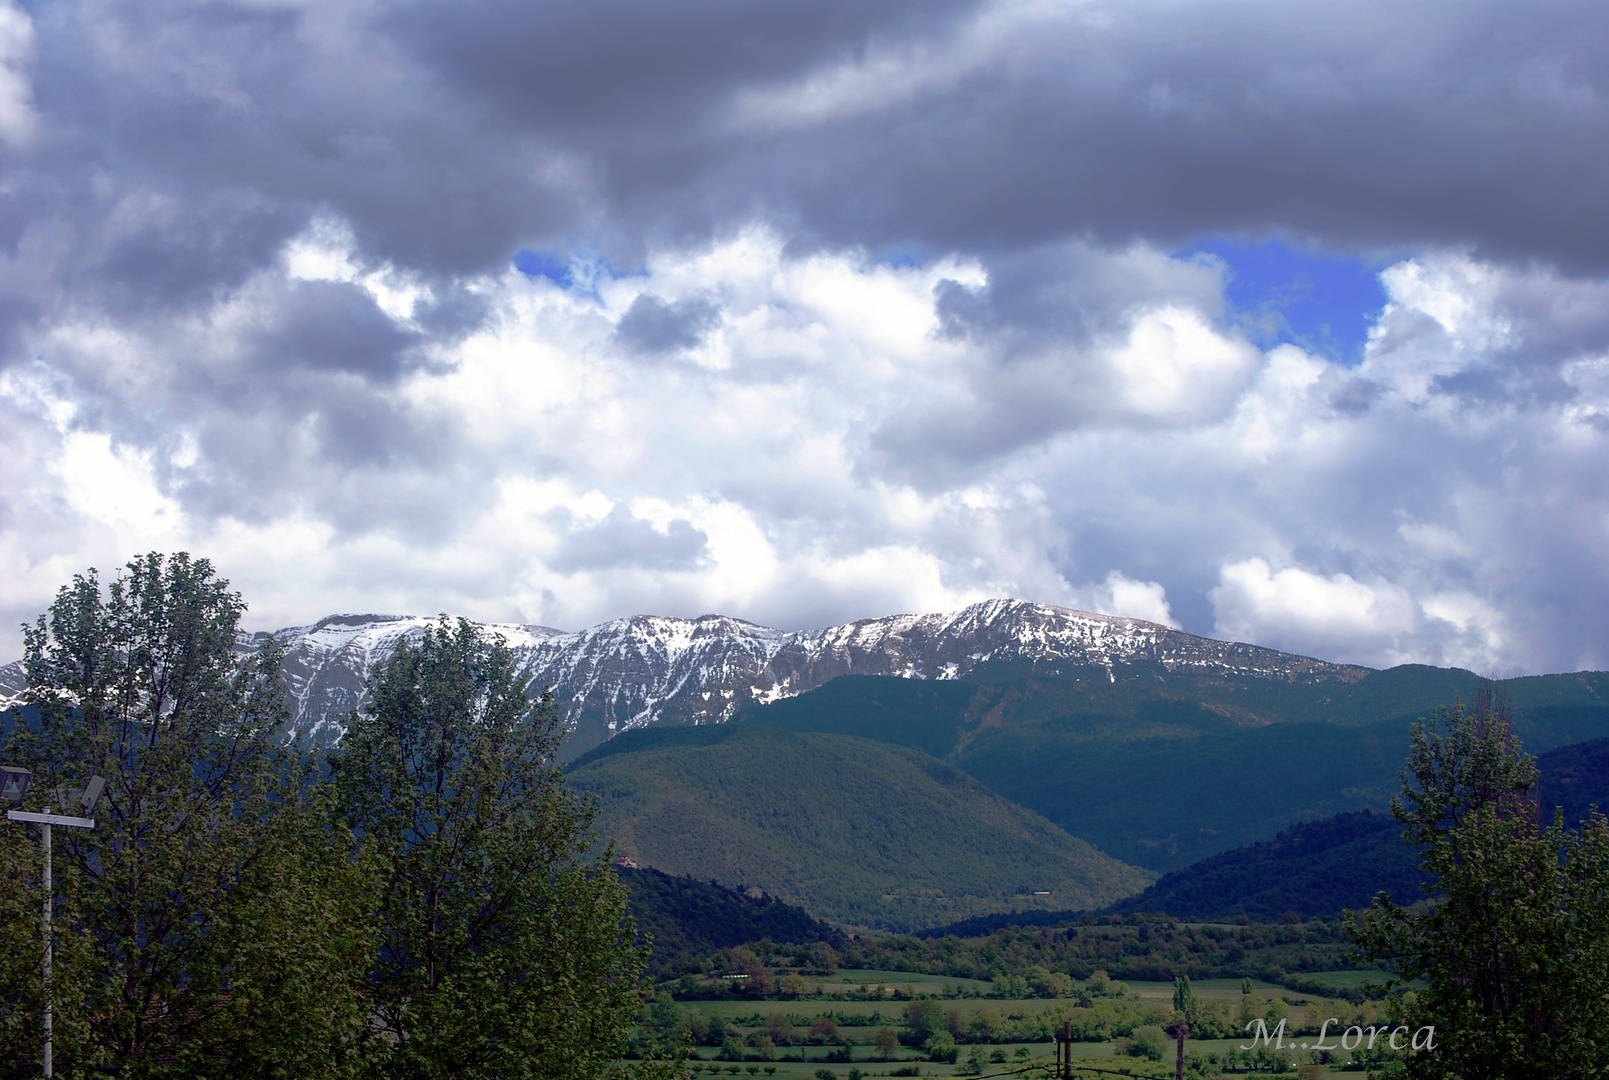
1, 599, 1368, 746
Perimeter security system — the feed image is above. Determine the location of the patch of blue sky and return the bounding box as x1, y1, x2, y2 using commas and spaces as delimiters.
514, 248, 571, 286
514, 247, 636, 296
1187, 237, 1389, 365
875, 246, 928, 270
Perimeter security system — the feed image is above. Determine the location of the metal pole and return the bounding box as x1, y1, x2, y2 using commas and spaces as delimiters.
8, 793, 99, 1080
42, 812, 52, 1079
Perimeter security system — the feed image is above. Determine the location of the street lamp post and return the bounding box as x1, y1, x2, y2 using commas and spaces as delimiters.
3, 767, 103, 1079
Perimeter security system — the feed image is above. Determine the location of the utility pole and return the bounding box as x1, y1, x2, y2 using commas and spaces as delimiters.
1163, 1020, 1190, 1080
1055, 1019, 1074, 1080
6, 771, 103, 1078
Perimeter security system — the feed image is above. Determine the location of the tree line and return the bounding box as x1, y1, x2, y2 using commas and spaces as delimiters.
4, 552, 1608, 1079
0, 553, 663, 1079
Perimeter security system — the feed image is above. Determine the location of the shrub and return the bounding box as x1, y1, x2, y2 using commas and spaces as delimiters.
1121, 1025, 1167, 1060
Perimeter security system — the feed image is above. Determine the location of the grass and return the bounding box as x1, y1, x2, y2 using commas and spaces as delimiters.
830, 970, 997, 992
684, 1041, 1074, 1075
662, 986, 1382, 1080
690, 997, 1078, 1029
658, 959, 1402, 1080
1287, 969, 1396, 990
1122, 978, 1287, 1001
689, 1000, 912, 1020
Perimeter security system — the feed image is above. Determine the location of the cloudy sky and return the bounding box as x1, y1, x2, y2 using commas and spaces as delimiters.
1, 0, 1607, 675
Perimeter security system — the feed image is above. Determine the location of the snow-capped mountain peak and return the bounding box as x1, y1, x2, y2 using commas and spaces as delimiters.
1, 599, 1366, 748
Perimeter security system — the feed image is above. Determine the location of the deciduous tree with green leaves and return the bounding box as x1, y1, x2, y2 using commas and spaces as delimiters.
332, 616, 650, 1080
3, 552, 381, 1078
1348, 694, 1609, 1080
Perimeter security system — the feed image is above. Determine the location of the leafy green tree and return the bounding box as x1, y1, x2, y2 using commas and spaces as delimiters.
1167, 975, 1197, 1080
873, 1026, 900, 1059
333, 616, 649, 1080
3, 552, 380, 1077
923, 1031, 957, 1063
1349, 697, 1609, 1079
1172, 974, 1198, 1023
1122, 1025, 1166, 1060
902, 997, 944, 1041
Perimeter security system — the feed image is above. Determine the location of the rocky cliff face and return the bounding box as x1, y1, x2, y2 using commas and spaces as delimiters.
1, 599, 1369, 751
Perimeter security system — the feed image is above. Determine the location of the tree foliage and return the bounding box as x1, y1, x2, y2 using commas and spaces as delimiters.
2, 552, 380, 1078
1348, 695, 1609, 1080
332, 616, 648, 1080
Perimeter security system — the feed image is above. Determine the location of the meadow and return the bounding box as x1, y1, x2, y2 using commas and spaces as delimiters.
640, 968, 1405, 1079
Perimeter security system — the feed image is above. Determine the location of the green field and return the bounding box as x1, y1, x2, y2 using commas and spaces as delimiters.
649, 979, 1385, 1080
1121, 978, 1287, 1001
1287, 969, 1398, 990
827, 970, 997, 993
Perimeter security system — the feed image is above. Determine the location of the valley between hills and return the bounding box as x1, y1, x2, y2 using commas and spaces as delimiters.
9, 597, 1604, 931
574, 669, 1609, 933
7, 597, 1609, 1074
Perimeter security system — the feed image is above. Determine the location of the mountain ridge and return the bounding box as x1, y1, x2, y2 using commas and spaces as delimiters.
0, 599, 1370, 753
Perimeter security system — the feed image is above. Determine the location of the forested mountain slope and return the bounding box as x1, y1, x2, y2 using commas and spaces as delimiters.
1538, 736, 1609, 826
618, 866, 844, 977
738, 670, 1609, 871
1100, 811, 1421, 921
567, 724, 1153, 933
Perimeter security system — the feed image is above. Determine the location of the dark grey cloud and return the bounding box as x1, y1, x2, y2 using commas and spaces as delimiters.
253, 280, 420, 379
548, 505, 710, 573
8, 0, 1609, 360
86, 197, 306, 316
614, 293, 720, 354
387, 0, 968, 132
2, 0, 1608, 677
354, 0, 1609, 272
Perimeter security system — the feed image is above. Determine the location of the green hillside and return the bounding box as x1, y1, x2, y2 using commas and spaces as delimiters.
567, 725, 1153, 932
618, 865, 843, 977
1537, 736, 1609, 826
1100, 810, 1424, 921
738, 668, 1609, 872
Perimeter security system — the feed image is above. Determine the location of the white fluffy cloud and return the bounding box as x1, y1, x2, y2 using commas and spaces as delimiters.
7, 225, 1604, 677
1210, 558, 1504, 671
2, 1, 1609, 678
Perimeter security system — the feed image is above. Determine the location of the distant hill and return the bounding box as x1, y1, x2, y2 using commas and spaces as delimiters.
619, 865, 843, 976
910, 737, 1609, 936
1538, 736, 1609, 827
568, 724, 1153, 932
1100, 810, 1423, 921
909, 811, 1417, 936
740, 670, 1609, 871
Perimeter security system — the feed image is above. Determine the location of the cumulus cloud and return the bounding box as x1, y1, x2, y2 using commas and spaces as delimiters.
1071, 572, 1180, 629
613, 294, 722, 355
1210, 557, 1509, 672
0, 0, 1607, 681
547, 504, 710, 573
0, 1, 34, 145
